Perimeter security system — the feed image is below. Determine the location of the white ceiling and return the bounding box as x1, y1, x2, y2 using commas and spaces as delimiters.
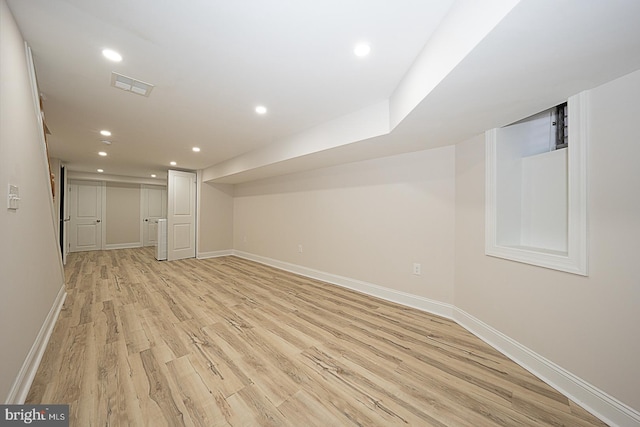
7, 0, 640, 184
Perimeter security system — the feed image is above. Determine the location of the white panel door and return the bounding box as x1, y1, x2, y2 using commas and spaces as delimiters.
142, 185, 167, 247
167, 170, 196, 260
69, 181, 103, 252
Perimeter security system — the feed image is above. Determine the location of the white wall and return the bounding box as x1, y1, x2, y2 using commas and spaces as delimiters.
0, 0, 66, 402
495, 110, 562, 249
233, 147, 456, 303
520, 149, 567, 251
454, 69, 640, 412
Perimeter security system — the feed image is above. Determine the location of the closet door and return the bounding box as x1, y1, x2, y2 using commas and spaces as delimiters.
68, 181, 103, 252
167, 170, 196, 260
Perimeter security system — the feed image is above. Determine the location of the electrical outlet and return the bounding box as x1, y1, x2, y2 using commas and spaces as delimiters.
413, 263, 421, 275
298, 244, 303, 253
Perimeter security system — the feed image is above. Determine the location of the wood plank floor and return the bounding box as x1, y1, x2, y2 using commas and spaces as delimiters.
27, 248, 608, 426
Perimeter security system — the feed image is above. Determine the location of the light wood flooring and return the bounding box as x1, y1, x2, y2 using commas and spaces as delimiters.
27, 248, 608, 426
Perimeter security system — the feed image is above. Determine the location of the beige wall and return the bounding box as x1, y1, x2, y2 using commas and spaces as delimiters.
233, 146, 456, 302
0, 0, 66, 401
105, 182, 141, 246
454, 69, 640, 410
3, 0, 635, 411
226, 71, 640, 415
198, 180, 234, 254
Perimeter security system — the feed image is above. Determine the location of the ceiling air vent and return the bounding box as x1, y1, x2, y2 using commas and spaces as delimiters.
110, 72, 154, 97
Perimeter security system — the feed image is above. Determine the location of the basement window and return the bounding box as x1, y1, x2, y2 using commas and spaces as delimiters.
554, 102, 568, 149
485, 93, 588, 275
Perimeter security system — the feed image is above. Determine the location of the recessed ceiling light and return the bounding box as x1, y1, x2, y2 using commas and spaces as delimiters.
192, 147, 200, 152
354, 43, 371, 57
97, 169, 104, 173
101, 140, 112, 145
255, 105, 267, 115
151, 174, 157, 178
100, 130, 111, 136
170, 161, 177, 166
102, 49, 122, 62
98, 151, 107, 157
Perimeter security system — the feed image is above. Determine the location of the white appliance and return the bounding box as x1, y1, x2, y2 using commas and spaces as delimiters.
156, 218, 167, 261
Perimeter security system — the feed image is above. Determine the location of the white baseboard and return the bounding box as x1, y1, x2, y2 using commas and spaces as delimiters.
453, 308, 640, 427
197, 249, 234, 259
231, 250, 639, 427
232, 250, 454, 323
5, 284, 66, 404
104, 242, 142, 250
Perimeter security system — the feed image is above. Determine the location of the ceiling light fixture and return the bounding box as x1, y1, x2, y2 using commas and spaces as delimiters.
192, 147, 200, 152
98, 151, 107, 157
100, 130, 111, 136
101, 140, 112, 145
170, 161, 177, 166
97, 169, 104, 173
102, 49, 122, 62
255, 105, 267, 115
151, 174, 157, 178
354, 42, 371, 57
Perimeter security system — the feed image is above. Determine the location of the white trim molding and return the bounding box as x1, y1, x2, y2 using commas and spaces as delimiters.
104, 242, 142, 250
485, 91, 588, 275
5, 285, 66, 404
101, 181, 107, 251
67, 171, 166, 186
228, 250, 636, 426
453, 307, 640, 427
232, 250, 454, 323
197, 249, 234, 259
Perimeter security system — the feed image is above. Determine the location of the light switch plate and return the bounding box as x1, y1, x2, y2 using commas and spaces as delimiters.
8, 184, 20, 210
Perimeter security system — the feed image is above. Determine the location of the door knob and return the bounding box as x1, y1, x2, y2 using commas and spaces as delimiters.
144, 218, 149, 222
96, 219, 101, 223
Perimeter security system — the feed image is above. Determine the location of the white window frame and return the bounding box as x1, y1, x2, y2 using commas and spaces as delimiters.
485, 91, 588, 276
